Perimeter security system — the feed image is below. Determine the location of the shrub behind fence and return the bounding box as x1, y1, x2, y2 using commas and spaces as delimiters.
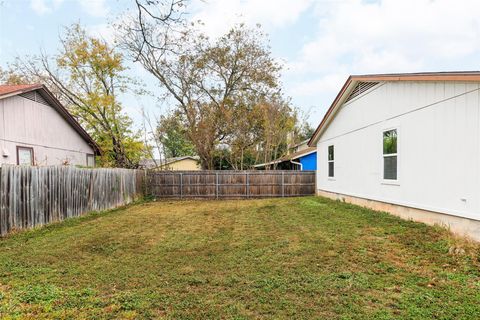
0, 165, 144, 236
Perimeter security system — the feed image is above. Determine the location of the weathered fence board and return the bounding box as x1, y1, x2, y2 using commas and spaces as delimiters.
0, 165, 144, 236
146, 170, 315, 199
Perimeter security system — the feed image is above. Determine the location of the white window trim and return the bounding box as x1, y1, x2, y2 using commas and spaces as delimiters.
382, 127, 400, 185
327, 145, 334, 178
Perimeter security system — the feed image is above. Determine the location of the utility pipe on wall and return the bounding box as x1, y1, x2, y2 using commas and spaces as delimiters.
290, 160, 303, 171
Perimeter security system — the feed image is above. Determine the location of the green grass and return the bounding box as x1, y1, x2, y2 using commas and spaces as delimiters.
0, 197, 480, 319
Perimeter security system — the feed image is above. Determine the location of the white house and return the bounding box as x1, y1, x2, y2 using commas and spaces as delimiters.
0, 84, 100, 166
308, 72, 480, 240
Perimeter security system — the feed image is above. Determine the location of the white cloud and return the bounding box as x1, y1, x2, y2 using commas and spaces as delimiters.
30, 0, 50, 15
292, 0, 480, 75
30, 0, 64, 15
78, 0, 109, 17
86, 23, 115, 43
285, 0, 480, 122
190, 0, 313, 38
290, 72, 347, 97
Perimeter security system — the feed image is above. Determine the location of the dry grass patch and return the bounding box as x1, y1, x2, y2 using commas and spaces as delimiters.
0, 197, 479, 319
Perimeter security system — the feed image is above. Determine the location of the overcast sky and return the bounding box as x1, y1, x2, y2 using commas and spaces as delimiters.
1, 0, 480, 128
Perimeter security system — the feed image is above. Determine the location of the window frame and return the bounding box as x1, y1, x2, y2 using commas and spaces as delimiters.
327, 145, 335, 178
86, 154, 95, 167
16, 146, 34, 166
382, 127, 399, 184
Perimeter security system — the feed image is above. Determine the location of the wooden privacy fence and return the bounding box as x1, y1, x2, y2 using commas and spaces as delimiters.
146, 170, 316, 199
0, 165, 144, 236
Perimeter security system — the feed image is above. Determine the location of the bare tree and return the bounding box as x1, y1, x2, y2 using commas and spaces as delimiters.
119, 10, 282, 169
132, 0, 187, 55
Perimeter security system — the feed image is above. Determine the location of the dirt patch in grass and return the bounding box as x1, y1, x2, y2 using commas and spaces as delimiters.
1, 197, 480, 319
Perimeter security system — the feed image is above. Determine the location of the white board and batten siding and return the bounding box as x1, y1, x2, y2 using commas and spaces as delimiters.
317, 81, 480, 222
0, 94, 95, 166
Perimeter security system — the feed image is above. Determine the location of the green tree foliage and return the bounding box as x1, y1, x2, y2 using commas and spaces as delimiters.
297, 122, 315, 142
254, 98, 299, 168
383, 129, 397, 154
0, 67, 29, 85
157, 111, 196, 158
4, 24, 147, 168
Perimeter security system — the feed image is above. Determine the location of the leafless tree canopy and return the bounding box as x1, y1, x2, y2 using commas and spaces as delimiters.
128, 0, 187, 61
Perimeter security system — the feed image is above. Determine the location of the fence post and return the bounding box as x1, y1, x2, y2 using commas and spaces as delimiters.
215, 172, 219, 200
144, 169, 148, 197
281, 171, 285, 198
180, 172, 183, 199
246, 172, 249, 199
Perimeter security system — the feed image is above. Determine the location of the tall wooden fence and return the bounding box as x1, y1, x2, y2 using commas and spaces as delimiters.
146, 170, 316, 199
0, 165, 144, 236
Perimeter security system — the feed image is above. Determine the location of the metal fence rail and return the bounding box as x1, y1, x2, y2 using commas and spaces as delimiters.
146, 170, 316, 199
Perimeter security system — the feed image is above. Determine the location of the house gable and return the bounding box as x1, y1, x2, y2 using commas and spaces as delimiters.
0, 84, 100, 155
0, 84, 100, 166
308, 71, 480, 147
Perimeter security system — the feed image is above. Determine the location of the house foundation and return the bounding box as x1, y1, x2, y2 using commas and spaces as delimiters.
317, 189, 480, 242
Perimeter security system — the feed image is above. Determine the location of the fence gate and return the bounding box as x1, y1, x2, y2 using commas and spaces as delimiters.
146, 170, 316, 199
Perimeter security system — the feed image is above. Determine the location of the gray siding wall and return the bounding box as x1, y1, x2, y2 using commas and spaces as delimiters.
0, 95, 95, 166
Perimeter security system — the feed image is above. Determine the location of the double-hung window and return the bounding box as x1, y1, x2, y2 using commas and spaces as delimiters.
383, 129, 397, 180
328, 145, 334, 177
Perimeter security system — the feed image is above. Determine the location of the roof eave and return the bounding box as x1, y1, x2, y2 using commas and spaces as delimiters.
254, 149, 317, 168
253, 159, 284, 168
36, 86, 102, 155
308, 71, 480, 147
308, 76, 355, 147
160, 156, 200, 166
294, 149, 317, 158
0, 84, 44, 100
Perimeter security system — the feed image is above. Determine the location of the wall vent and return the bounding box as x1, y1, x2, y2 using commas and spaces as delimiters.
19, 91, 36, 101
20, 91, 49, 106
344, 82, 379, 103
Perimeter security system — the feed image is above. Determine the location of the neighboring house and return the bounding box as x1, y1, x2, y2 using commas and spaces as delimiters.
139, 156, 201, 170
254, 140, 317, 170
308, 71, 480, 240
0, 84, 100, 167
289, 139, 310, 153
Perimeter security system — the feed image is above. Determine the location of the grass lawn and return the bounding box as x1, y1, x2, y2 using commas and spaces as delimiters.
0, 197, 480, 319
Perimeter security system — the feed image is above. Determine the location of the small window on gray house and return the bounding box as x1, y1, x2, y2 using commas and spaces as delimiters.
17, 146, 34, 166
86, 154, 95, 167
328, 145, 334, 177
383, 129, 397, 180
